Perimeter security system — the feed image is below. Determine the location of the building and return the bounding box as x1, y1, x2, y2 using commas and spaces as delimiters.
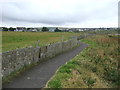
15, 27, 27, 32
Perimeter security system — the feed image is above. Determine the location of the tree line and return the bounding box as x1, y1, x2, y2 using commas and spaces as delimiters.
1, 27, 62, 32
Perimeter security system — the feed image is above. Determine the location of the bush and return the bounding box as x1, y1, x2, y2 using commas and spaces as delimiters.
42, 27, 49, 32
91, 67, 97, 72
104, 68, 118, 84
48, 79, 62, 88
59, 68, 71, 74
84, 77, 96, 87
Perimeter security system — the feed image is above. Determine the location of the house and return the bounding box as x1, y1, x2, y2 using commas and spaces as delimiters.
47, 27, 56, 32
31, 28, 37, 32
15, 27, 27, 32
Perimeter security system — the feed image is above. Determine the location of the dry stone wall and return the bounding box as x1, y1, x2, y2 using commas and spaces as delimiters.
2, 38, 79, 77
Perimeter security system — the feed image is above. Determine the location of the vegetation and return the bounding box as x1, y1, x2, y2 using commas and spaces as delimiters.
2, 27, 8, 31
46, 34, 119, 88
54, 28, 62, 32
9, 27, 16, 31
2, 31, 82, 52
42, 27, 49, 32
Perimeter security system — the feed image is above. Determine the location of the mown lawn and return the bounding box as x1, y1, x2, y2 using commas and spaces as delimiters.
46, 35, 119, 88
2, 31, 82, 52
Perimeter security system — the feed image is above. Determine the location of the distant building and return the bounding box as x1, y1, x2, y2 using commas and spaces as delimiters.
78, 29, 84, 31
31, 28, 37, 32
15, 27, 27, 32
47, 27, 56, 32
58, 27, 69, 32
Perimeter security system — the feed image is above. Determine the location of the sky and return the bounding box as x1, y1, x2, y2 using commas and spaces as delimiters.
0, 0, 119, 28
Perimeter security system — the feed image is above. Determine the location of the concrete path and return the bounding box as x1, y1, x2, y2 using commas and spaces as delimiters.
3, 42, 88, 89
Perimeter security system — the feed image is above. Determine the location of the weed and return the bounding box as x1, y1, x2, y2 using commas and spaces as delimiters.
58, 68, 71, 74
48, 79, 62, 88
46, 34, 119, 88
84, 77, 96, 87
91, 66, 97, 72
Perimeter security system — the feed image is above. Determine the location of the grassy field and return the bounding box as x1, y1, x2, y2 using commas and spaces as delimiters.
2, 31, 82, 52
46, 35, 119, 88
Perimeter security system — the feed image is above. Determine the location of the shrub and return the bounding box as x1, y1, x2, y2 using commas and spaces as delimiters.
48, 79, 62, 88
104, 68, 118, 84
84, 77, 96, 87
91, 66, 97, 72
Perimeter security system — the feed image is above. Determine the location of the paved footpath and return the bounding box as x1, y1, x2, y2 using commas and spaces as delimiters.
3, 42, 88, 89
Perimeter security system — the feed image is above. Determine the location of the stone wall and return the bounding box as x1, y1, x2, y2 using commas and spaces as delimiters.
0, 52, 2, 90
2, 38, 79, 77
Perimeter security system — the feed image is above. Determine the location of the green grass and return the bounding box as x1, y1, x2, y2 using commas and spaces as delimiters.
46, 34, 119, 88
2, 31, 82, 52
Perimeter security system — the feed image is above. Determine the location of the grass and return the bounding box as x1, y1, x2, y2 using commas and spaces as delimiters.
2, 31, 82, 52
46, 34, 119, 88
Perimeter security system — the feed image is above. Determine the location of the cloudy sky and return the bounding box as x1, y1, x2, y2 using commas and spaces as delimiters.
0, 0, 119, 28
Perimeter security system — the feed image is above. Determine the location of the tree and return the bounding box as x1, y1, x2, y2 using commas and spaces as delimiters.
54, 28, 61, 32
9, 27, 16, 31
2, 27, 8, 31
42, 27, 49, 32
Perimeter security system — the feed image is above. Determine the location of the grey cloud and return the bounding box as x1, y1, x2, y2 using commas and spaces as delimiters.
1, 0, 119, 27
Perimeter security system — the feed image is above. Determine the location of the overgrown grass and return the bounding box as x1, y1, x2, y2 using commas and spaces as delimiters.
2, 32, 82, 52
46, 35, 119, 88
